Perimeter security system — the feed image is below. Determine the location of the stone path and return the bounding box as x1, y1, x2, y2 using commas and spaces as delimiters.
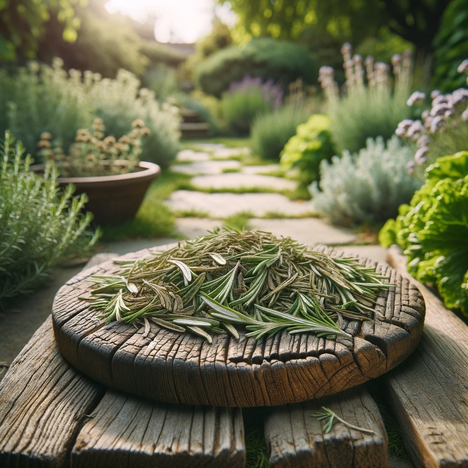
166, 143, 359, 245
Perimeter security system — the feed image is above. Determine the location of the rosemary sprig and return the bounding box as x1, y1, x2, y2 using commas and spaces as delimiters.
82, 229, 392, 342
316, 407, 376, 435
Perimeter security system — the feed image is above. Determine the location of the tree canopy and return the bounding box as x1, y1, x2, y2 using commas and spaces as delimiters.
0, 0, 82, 61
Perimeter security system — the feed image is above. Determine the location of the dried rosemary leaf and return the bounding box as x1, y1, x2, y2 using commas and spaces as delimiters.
83, 228, 393, 342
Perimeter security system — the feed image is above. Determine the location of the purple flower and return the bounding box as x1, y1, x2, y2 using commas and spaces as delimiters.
228, 75, 283, 109
457, 59, 468, 74
430, 90, 441, 100
461, 109, 468, 121
407, 91, 426, 106
417, 135, 430, 147
407, 120, 423, 140
430, 116, 445, 133
415, 146, 429, 165
431, 104, 451, 117
398, 119, 414, 129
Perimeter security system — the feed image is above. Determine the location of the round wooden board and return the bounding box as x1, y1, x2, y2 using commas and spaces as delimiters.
52, 244, 426, 407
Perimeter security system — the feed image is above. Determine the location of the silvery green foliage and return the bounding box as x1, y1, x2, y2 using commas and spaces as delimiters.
309, 136, 422, 225
0, 59, 181, 169
86, 69, 181, 168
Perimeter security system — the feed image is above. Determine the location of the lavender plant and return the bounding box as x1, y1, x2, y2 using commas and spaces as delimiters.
395, 63, 468, 176
221, 75, 283, 134
319, 44, 412, 153
38, 118, 150, 177
0, 131, 99, 307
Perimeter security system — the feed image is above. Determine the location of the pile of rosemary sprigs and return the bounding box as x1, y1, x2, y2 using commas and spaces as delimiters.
83, 229, 392, 343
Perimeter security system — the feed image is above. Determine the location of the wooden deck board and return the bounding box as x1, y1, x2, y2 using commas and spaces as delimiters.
264, 386, 388, 468
386, 246, 468, 468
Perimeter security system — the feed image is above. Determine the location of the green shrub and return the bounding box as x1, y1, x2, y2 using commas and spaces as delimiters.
0, 61, 181, 169
319, 44, 411, 154
280, 114, 334, 184
87, 69, 181, 168
195, 38, 319, 98
329, 88, 409, 154
221, 88, 272, 135
380, 152, 468, 315
250, 103, 314, 161
0, 132, 99, 307
310, 136, 421, 225
0, 59, 94, 155
433, 0, 468, 92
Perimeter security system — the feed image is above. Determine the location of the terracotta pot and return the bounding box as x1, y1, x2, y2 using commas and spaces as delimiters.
32, 161, 160, 225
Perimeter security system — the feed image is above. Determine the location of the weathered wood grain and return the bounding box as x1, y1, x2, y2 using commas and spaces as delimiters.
0, 316, 105, 467
386, 246, 468, 468
71, 391, 245, 468
264, 387, 388, 468
52, 245, 426, 407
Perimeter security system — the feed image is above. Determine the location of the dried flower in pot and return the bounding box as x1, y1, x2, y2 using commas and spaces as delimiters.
33, 118, 160, 225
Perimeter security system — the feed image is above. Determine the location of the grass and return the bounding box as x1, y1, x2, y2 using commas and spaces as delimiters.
366, 380, 411, 461
100, 171, 193, 242
222, 167, 241, 173
180, 137, 251, 150
223, 211, 254, 231
263, 211, 318, 219
245, 426, 269, 468
175, 209, 210, 218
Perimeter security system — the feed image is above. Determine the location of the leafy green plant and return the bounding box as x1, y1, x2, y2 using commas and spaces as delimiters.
0, 132, 99, 307
83, 229, 391, 343
310, 136, 421, 226
319, 44, 412, 154
250, 103, 313, 161
38, 118, 151, 177
196, 38, 319, 98
0, 61, 181, 169
280, 114, 335, 184
380, 151, 468, 315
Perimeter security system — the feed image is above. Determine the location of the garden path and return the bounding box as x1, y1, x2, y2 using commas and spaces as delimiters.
166, 144, 359, 245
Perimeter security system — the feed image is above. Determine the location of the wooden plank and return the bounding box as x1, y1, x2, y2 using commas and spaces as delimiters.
386, 245, 468, 468
264, 387, 388, 468
0, 316, 105, 467
71, 391, 246, 468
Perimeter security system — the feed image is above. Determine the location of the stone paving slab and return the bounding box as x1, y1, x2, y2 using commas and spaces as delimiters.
176, 149, 211, 162
171, 160, 241, 175
249, 218, 357, 245
241, 164, 281, 175
176, 218, 222, 239
211, 147, 250, 158
191, 173, 297, 190
194, 143, 225, 152
166, 191, 312, 217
